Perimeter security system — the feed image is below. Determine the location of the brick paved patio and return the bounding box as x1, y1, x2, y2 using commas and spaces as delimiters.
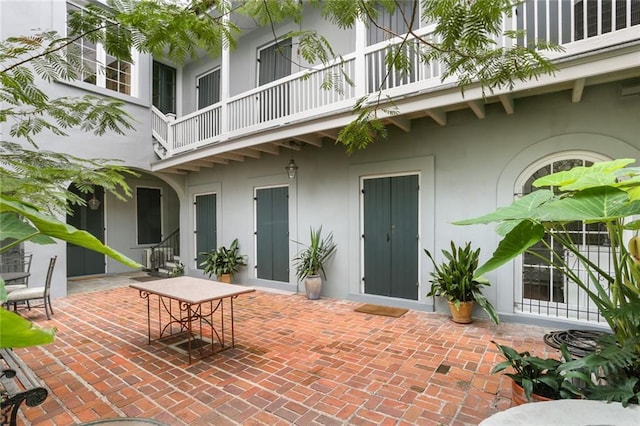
14, 274, 557, 425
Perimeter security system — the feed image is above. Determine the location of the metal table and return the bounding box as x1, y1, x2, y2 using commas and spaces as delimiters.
130, 277, 255, 363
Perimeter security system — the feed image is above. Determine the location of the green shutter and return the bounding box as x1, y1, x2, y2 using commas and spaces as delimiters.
197, 69, 221, 110
390, 175, 418, 299
363, 178, 392, 296
195, 193, 217, 267
137, 188, 162, 245
256, 187, 289, 281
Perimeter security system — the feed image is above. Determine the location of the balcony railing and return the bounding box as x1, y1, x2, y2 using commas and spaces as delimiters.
151, 0, 640, 159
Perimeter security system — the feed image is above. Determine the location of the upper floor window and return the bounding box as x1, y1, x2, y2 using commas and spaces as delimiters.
258, 38, 292, 86
367, 1, 420, 45
153, 61, 176, 114
197, 68, 221, 110
66, 2, 135, 96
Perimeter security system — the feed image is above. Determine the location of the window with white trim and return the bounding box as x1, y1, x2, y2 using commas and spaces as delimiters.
516, 154, 611, 323
66, 2, 135, 96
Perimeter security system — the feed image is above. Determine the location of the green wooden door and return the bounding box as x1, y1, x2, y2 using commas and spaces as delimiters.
363, 175, 418, 300
256, 186, 289, 281
66, 185, 105, 277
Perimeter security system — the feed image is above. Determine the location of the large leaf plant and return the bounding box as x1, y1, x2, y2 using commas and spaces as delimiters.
456, 158, 640, 404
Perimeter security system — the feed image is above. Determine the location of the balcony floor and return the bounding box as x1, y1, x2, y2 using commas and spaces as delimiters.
14, 273, 556, 425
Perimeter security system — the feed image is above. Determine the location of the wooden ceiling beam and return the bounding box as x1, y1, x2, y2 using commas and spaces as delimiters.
252, 143, 281, 155
216, 152, 245, 162
499, 94, 515, 115
317, 129, 340, 140
427, 108, 447, 126
572, 78, 586, 103
386, 115, 411, 132
467, 100, 486, 119
235, 148, 262, 159
293, 135, 323, 147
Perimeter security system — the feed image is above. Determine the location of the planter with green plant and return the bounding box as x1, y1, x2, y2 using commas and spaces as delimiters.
293, 227, 337, 300
199, 238, 246, 283
425, 241, 499, 324
491, 341, 589, 404
457, 158, 640, 405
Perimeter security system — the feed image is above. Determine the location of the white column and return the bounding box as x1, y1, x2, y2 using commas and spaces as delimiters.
220, 1, 231, 135
354, 18, 367, 99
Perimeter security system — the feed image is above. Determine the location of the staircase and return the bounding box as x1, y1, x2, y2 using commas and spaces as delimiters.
142, 229, 182, 277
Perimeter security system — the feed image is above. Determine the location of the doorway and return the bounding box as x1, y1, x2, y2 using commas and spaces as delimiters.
66, 185, 105, 277
362, 174, 419, 300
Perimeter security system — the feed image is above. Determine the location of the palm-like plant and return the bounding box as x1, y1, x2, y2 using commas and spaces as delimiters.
425, 241, 499, 325
293, 227, 337, 281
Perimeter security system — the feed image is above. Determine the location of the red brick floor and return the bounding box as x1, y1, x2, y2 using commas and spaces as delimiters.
14, 277, 558, 425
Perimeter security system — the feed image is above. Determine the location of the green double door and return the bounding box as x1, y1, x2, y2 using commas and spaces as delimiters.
363, 175, 419, 300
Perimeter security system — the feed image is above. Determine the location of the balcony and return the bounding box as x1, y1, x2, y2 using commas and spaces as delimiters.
151, 1, 640, 173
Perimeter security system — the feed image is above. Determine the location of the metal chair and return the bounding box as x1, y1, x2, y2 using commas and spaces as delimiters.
6, 256, 56, 320
3, 252, 33, 293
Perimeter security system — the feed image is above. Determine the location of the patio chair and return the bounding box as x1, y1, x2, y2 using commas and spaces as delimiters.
3, 252, 33, 293
5, 256, 56, 320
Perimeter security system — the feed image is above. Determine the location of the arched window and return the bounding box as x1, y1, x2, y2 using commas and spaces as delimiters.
515, 153, 611, 323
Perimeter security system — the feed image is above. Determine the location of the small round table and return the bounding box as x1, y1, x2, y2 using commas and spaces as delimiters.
480, 400, 640, 426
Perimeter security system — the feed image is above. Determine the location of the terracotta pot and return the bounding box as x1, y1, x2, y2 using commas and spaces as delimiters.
511, 380, 554, 406
304, 275, 322, 300
448, 300, 473, 324
217, 273, 232, 284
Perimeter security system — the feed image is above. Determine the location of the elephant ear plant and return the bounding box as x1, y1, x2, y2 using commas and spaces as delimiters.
456, 158, 640, 405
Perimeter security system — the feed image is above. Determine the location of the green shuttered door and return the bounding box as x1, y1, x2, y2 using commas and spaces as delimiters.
195, 193, 217, 266
256, 187, 289, 281
363, 175, 418, 300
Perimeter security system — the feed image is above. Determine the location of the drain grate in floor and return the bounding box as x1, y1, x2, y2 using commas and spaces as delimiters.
174, 338, 211, 352
543, 329, 610, 358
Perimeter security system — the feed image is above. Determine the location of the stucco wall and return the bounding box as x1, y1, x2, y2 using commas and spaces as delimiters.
179, 80, 640, 319
3, 1, 160, 297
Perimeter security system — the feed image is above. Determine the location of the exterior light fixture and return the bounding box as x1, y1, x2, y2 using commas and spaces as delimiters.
285, 141, 300, 179
87, 190, 101, 210
286, 158, 298, 179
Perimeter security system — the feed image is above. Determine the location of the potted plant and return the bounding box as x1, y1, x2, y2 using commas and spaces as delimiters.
293, 227, 337, 300
491, 341, 587, 405
425, 241, 499, 324
456, 159, 640, 405
199, 238, 246, 283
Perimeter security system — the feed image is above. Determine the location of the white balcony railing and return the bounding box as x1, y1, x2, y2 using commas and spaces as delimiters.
152, 0, 640, 158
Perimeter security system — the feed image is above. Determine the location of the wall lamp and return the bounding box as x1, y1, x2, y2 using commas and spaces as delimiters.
87, 188, 101, 210
285, 141, 302, 179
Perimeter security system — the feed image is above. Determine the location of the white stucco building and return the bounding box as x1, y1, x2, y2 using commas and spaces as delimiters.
3, 0, 640, 329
